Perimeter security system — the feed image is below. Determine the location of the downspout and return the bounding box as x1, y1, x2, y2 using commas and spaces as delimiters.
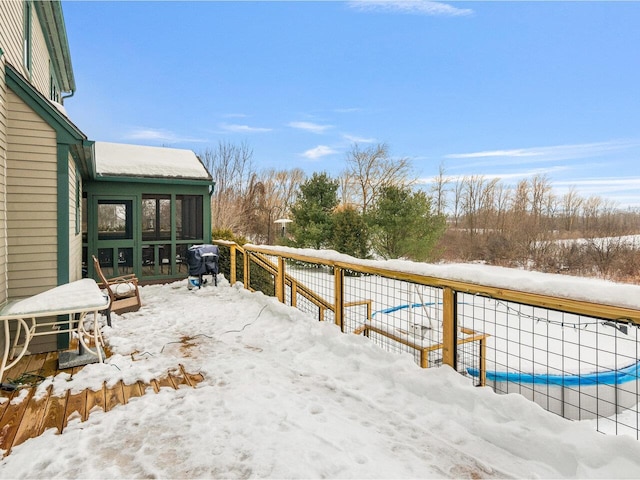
61, 89, 74, 104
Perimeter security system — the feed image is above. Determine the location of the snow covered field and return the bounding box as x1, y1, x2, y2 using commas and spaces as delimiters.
2, 274, 640, 478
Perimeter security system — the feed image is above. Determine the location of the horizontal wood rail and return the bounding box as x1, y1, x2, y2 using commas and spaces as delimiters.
237, 243, 640, 325
213, 241, 640, 377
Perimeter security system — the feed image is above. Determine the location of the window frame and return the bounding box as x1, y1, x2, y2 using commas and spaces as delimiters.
23, 1, 32, 75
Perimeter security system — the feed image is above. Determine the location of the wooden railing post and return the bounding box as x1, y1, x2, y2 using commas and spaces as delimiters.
442, 286, 457, 370
229, 244, 237, 285
480, 337, 486, 387
276, 256, 285, 303
243, 250, 250, 290
334, 266, 344, 331
291, 281, 298, 307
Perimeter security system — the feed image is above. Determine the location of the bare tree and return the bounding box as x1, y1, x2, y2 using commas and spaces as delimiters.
342, 143, 413, 214
530, 174, 553, 231
460, 175, 486, 235
255, 168, 305, 243
200, 141, 256, 233
581, 195, 603, 235
562, 187, 583, 233
338, 170, 357, 209
452, 177, 464, 228
430, 162, 449, 216
494, 182, 511, 233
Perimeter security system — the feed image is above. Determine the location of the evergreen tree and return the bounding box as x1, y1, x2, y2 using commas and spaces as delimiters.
369, 185, 446, 261
289, 172, 339, 249
332, 206, 369, 259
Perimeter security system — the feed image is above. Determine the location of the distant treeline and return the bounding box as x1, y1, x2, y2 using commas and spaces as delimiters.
202, 141, 640, 284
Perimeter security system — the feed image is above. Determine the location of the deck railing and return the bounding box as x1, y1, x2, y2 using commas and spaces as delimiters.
213, 240, 640, 438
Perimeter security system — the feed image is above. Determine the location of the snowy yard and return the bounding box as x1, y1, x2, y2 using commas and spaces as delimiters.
2, 276, 640, 478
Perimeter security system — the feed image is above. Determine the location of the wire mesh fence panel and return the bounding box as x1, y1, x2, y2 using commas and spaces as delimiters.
248, 253, 275, 297
215, 244, 232, 280
214, 244, 245, 285
235, 250, 245, 284
342, 273, 448, 367
457, 292, 640, 438
218, 242, 640, 439
284, 261, 335, 324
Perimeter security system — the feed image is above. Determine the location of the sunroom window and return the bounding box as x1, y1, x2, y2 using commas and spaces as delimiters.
176, 195, 203, 240
142, 195, 171, 241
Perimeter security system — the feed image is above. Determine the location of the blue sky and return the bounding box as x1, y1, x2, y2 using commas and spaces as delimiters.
62, 1, 640, 208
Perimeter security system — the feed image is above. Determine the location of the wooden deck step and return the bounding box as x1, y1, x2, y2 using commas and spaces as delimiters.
0, 363, 204, 457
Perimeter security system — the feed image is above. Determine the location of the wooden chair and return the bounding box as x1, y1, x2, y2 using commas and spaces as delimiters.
92, 255, 142, 317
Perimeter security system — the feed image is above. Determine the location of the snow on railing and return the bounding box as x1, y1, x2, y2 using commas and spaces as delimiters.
213, 240, 640, 439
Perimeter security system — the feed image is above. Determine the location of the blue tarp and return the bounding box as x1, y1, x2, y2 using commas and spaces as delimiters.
372, 302, 639, 386
467, 361, 640, 386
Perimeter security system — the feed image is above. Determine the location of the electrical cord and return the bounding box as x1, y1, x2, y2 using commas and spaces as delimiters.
0, 371, 45, 391
159, 304, 268, 353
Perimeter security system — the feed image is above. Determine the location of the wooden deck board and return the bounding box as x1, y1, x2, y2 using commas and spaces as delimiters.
0, 352, 204, 457
38, 388, 66, 435
84, 384, 106, 421
0, 389, 34, 453
11, 391, 49, 450
121, 381, 144, 404
105, 381, 125, 411
63, 390, 86, 429
155, 375, 174, 391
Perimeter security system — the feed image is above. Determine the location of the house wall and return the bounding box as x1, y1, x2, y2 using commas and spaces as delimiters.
0, 1, 56, 101
69, 160, 82, 282
0, 2, 23, 75
0, 56, 7, 305
30, 6, 53, 100
6, 89, 57, 299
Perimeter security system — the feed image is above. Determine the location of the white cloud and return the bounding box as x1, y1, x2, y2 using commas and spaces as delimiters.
288, 121, 333, 134
446, 149, 542, 159
334, 107, 364, 113
124, 128, 206, 144
222, 113, 248, 119
348, 0, 473, 17
416, 165, 572, 186
219, 123, 272, 133
343, 134, 377, 144
446, 140, 640, 167
302, 145, 338, 160
554, 176, 640, 193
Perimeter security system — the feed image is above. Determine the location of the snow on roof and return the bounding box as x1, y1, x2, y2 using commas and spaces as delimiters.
94, 141, 211, 180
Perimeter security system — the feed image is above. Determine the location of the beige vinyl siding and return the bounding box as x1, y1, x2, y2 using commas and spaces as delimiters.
0, 60, 8, 304
0, 1, 54, 100
29, 9, 52, 99
0, 1, 24, 75
69, 159, 82, 282
6, 89, 57, 299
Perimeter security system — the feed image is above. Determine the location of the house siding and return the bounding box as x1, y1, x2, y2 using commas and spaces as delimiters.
69, 160, 82, 282
30, 7, 51, 99
6, 89, 57, 299
0, 1, 55, 101
0, 1, 23, 76
0, 57, 8, 305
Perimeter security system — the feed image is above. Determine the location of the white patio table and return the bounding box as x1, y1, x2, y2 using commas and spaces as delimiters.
0, 278, 110, 387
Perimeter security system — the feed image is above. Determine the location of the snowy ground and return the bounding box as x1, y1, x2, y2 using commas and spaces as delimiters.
3, 276, 640, 478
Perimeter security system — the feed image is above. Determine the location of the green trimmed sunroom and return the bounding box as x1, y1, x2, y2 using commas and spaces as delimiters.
84, 142, 213, 283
